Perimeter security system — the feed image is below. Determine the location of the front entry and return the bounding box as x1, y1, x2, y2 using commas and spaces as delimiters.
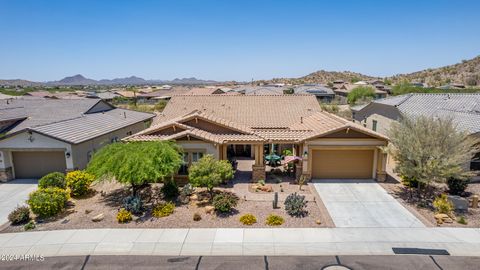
311, 149, 374, 179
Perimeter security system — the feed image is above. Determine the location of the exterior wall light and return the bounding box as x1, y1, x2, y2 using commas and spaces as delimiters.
65, 152, 71, 158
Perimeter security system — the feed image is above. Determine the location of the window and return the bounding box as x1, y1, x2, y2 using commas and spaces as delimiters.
178, 153, 189, 175
126, 131, 133, 136
87, 150, 94, 162
372, 120, 378, 132
191, 152, 204, 163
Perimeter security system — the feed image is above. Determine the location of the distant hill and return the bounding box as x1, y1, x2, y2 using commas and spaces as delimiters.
0, 75, 219, 86
256, 70, 379, 85
388, 56, 480, 87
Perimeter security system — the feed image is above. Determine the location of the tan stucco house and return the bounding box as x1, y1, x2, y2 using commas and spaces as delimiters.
0, 99, 154, 181
352, 93, 480, 171
126, 95, 389, 181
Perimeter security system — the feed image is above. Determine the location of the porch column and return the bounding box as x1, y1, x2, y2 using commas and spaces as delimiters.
252, 144, 265, 182
0, 150, 13, 182
376, 148, 387, 182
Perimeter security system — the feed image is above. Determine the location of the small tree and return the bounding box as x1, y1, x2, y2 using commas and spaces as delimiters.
388, 116, 479, 196
347, 86, 376, 104
188, 155, 234, 199
87, 141, 183, 196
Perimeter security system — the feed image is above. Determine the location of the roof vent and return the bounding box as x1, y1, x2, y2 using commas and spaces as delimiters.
300, 117, 303, 124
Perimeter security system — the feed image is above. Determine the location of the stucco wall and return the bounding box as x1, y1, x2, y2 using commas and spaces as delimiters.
72, 121, 148, 169
352, 103, 402, 135
176, 141, 218, 159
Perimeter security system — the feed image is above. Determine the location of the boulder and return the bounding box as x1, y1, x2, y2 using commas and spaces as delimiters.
447, 195, 469, 211
66, 200, 76, 207
190, 194, 198, 201
91, 213, 104, 222
434, 213, 449, 220
315, 219, 322, 225
259, 185, 273, 192
205, 206, 215, 214
85, 209, 93, 214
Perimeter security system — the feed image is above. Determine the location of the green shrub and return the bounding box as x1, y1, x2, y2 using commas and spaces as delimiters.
265, 214, 284, 226
123, 195, 143, 215
212, 192, 238, 213
28, 188, 69, 218
284, 193, 307, 217
239, 214, 257, 225
193, 212, 202, 221
433, 194, 454, 215
117, 208, 132, 223
8, 205, 31, 225
38, 172, 66, 189
161, 180, 179, 199
447, 177, 470, 196
400, 175, 424, 189
347, 86, 376, 104
66, 170, 94, 197
457, 216, 468, 225
24, 220, 36, 231
152, 202, 175, 218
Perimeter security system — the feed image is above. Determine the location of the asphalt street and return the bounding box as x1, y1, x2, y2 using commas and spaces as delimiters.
1, 255, 479, 270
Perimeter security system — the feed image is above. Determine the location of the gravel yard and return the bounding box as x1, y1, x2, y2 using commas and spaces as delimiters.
1, 181, 326, 233
380, 178, 480, 228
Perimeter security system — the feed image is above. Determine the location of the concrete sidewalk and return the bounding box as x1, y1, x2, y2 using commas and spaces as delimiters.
1, 227, 480, 257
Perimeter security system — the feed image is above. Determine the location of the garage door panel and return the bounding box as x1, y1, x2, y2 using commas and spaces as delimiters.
311, 149, 373, 179
13, 151, 66, 179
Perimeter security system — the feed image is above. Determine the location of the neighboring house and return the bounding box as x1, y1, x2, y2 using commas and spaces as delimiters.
95, 91, 121, 102
0, 99, 154, 181
351, 93, 480, 170
0, 93, 18, 100
185, 87, 225, 95
294, 84, 335, 102
334, 83, 387, 99
232, 85, 287, 95
126, 95, 389, 182
23, 91, 56, 99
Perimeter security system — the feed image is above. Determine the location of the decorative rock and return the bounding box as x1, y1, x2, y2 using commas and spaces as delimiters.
190, 194, 198, 201
316, 219, 322, 225
66, 200, 76, 207
443, 217, 454, 223
205, 206, 215, 214
448, 195, 469, 211
434, 213, 449, 220
85, 209, 93, 214
91, 213, 104, 222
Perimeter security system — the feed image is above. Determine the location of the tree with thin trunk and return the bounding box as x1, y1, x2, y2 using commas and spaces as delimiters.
188, 155, 234, 200
387, 116, 479, 196
86, 141, 183, 196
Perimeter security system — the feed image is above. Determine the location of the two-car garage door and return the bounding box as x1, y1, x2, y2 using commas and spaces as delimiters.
12, 151, 66, 179
311, 149, 374, 179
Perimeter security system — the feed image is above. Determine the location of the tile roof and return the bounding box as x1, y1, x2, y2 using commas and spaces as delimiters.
32, 109, 153, 144
372, 93, 480, 134
0, 98, 154, 143
128, 95, 388, 143
185, 88, 225, 95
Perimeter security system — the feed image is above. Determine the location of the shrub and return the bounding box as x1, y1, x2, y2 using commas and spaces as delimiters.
117, 208, 132, 223
188, 155, 234, 199
38, 172, 66, 189
239, 214, 257, 225
212, 192, 238, 213
66, 170, 94, 197
457, 216, 468, 225
28, 187, 69, 218
8, 205, 31, 225
24, 220, 36, 231
123, 195, 143, 215
284, 193, 307, 217
447, 177, 470, 196
181, 183, 195, 197
347, 86, 376, 104
152, 202, 175, 218
265, 214, 284, 226
161, 180, 179, 200
193, 212, 202, 221
400, 175, 424, 189
433, 194, 454, 215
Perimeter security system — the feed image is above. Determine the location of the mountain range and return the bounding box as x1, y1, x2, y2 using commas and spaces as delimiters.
1, 56, 479, 87
0, 74, 219, 87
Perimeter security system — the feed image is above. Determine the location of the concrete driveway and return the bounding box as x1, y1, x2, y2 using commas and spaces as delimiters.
0, 179, 37, 226
313, 179, 424, 228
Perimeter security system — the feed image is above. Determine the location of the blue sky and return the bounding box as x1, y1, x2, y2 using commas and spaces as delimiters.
1, 0, 479, 82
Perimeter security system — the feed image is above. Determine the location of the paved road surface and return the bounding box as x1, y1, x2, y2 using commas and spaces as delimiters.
1, 255, 479, 270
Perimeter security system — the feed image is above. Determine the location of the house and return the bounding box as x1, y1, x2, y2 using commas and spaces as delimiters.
185, 87, 225, 95
95, 91, 121, 102
231, 85, 287, 95
294, 84, 335, 102
334, 83, 388, 100
126, 95, 389, 182
0, 99, 154, 181
351, 93, 480, 170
